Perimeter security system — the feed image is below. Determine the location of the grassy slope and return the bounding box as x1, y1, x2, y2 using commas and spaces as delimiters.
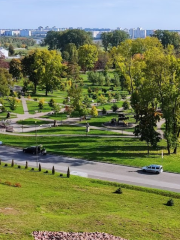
0, 165, 180, 240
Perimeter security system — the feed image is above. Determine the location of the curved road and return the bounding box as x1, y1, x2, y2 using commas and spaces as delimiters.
0, 145, 180, 193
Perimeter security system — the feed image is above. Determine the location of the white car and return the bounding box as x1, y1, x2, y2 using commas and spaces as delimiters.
142, 164, 163, 174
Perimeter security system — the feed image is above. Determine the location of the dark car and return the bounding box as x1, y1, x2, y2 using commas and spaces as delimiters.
23, 146, 43, 155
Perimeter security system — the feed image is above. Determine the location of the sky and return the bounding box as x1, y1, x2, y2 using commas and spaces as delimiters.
0, 0, 179, 30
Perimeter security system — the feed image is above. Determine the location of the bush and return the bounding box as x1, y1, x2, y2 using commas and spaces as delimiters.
67, 167, 70, 178
44, 170, 48, 174
60, 173, 63, 177
167, 199, 174, 206
4, 181, 11, 186
33, 98, 38, 101
122, 100, 130, 110
52, 166, 55, 175
14, 183, 21, 188
114, 187, 123, 194
4, 164, 8, 167
31, 168, 34, 171
48, 98, 55, 108
18, 165, 21, 169
102, 107, 107, 115
111, 104, 118, 112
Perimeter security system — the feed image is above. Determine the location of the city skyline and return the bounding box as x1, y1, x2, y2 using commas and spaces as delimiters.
0, 0, 179, 30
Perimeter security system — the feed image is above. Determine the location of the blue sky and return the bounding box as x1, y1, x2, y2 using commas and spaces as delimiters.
0, 0, 179, 30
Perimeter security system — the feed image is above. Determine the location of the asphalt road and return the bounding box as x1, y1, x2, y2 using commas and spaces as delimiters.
0, 145, 180, 193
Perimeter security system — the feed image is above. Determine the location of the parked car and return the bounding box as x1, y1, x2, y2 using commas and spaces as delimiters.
142, 164, 163, 174
23, 146, 46, 155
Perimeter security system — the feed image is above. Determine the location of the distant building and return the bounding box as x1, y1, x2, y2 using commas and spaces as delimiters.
20, 29, 31, 37
0, 47, 9, 58
4, 30, 19, 36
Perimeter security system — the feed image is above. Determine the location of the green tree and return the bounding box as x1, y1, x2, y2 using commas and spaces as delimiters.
152, 30, 180, 50
101, 30, 129, 50
97, 94, 107, 105
78, 44, 98, 72
32, 49, 63, 96
8, 44, 15, 56
134, 108, 161, 154
0, 68, 13, 96
9, 59, 22, 80
90, 105, 98, 117
44, 29, 92, 52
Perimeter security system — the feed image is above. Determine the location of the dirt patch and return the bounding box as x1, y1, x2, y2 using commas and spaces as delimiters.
0, 207, 19, 215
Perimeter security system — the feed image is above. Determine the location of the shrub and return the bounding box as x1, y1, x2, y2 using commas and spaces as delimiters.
67, 167, 70, 178
114, 187, 123, 194
25, 161, 28, 169
122, 100, 130, 110
14, 183, 21, 188
60, 173, 63, 177
121, 94, 127, 99
38, 163, 41, 172
44, 170, 48, 174
52, 166, 55, 175
33, 98, 38, 101
31, 168, 34, 171
4, 181, 11, 186
48, 98, 55, 108
4, 164, 8, 167
111, 104, 118, 112
38, 99, 44, 110
18, 165, 21, 169
167, 199, 174, 206
102, 107, 107, 115
11, 159, 14, 167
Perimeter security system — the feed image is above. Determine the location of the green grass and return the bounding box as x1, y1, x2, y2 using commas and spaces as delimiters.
26, 100, 52, 114
40, 112, 67, 121
21, 125, 122, 136
4, 99, 24, 114
0, 165, 180, 240
1, 134, 180, 173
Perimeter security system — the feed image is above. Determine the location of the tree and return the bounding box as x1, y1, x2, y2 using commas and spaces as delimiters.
152, 30, 180, 50
78, 44, 98, 72
67, 85, 83, 113
97, 94, 107, 105
0, 55, 9, 69
9, 59, 22, 80
8, 44, 15, 56
134, 108, 161, 154
101, 30, 129, 50
90, 106, 98, 117
44, 29, 92, 52
21, 52, 39, 93
32, 49, 63, 96
0, 68, 13, 96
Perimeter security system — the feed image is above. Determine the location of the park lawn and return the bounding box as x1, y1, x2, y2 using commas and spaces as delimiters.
26, 100, 52, 114
97, 101, 124, 111
40, 112, 68, 121
20, 125, 121, 136
1, 134, 180, 173
17, 118, 52, 125
4, 99, 24, 114
0, 112, 17, 120
0, 165, 180, 240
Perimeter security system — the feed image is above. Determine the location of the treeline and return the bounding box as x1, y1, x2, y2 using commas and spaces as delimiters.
0, 37, 36, 48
